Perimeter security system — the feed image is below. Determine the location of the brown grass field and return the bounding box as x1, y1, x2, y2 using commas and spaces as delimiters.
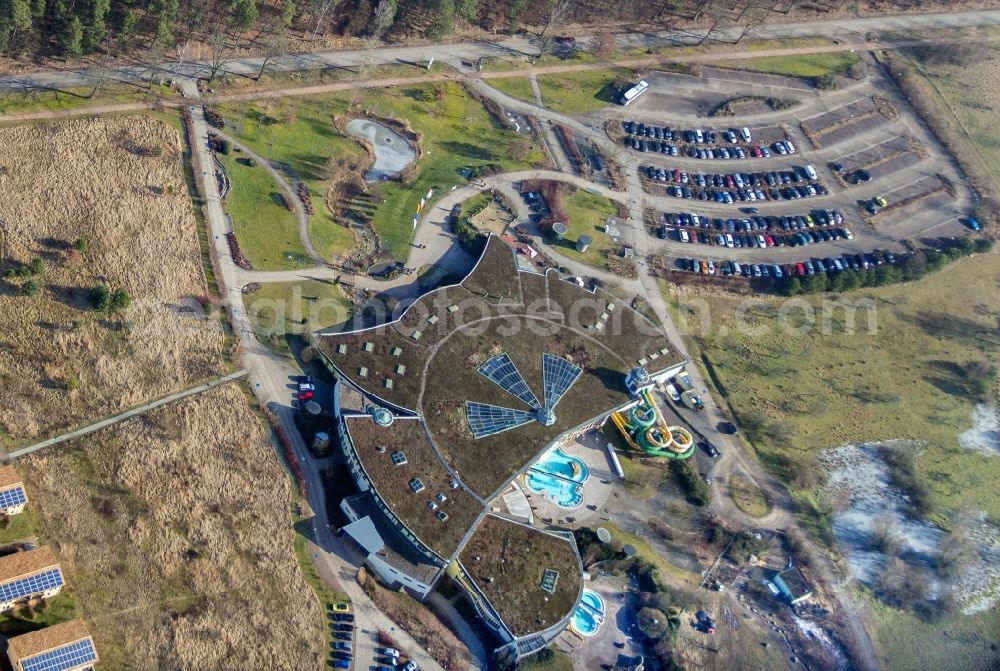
17, 383, 324, 669
0, 116, 225, 447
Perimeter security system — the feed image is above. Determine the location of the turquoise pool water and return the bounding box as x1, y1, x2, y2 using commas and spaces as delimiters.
526, 471, 583, 509
532, 448, 589, 483
572, 589, 605, 637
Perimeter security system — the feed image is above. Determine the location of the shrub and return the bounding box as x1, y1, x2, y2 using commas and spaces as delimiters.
21, 279, 40, 296
65, 377, 79, 392
218, 139, 233, 155
670, 457, 710, 507
89, 285, 131, 313
815, 74, 838, 90
637, 607, 671, 639
28, 257, 45, 275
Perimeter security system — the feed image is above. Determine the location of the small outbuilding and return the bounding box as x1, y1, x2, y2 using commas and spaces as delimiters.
576, 235, 592, 253
774, 567, 813, 604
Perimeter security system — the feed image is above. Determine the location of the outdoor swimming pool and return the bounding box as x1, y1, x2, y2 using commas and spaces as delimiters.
525, 471, 583, 509
532, 448, 589, 483
572, 589, 605, 637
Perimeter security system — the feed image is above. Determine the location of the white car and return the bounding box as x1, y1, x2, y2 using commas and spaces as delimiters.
741, 126, 752, 142
679, 229, 690, 243
379, 648, 401, 658
785, 140, 796, 154
843, 228, 854, 240
402, 663, 418, 671
665, 383, 682, 402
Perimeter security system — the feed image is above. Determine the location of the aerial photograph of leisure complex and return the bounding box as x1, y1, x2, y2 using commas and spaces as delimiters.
1, 1, 1000, 670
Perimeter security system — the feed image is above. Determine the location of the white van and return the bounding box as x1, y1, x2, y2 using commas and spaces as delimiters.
804, 164, 818, 180
695, 129, 704, 143
731, 262, 742, 275
741, 127, 752, 142
784, 139, 796, 154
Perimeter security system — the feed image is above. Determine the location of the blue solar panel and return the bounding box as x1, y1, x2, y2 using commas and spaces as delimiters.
0, 486, 26, 510
21, 638, 97, 671
478, 354, 541, 409
0, 568, 63, 604
542, 354, 582, 411
465, 402, 535, 439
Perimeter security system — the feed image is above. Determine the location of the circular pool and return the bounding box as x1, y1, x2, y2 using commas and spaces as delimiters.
571, 589, 606, 637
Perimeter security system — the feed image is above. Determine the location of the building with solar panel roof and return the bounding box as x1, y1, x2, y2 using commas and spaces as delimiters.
6, 619, 97, 671
0, 547, 64, 613
313, 235, 686, 662
0, 466, 28, 517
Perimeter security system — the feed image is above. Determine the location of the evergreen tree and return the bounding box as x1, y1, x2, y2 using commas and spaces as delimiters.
82, 0, 110, 53
281, 0, 295, 26
60, 13, 84, 57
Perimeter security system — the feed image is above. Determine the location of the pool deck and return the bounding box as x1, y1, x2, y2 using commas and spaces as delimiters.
554, 575, 645, 669
522, 430, 616, 526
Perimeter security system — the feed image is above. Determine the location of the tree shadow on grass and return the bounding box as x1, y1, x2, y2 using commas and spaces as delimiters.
595, 82, 622, 105
439, 140, 494, 162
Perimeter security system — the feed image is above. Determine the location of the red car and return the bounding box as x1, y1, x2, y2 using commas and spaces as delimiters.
795, 262, 806, 276
751, 145, 763, 158
765, 234, 775, 247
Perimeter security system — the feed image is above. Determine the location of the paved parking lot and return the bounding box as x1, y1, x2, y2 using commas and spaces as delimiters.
599, 51, 976, 279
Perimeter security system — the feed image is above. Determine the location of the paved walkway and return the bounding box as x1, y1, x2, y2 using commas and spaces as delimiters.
7, 369, 248, 460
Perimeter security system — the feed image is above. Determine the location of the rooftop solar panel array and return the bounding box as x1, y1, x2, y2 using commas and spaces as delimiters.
465, 402, 535, 439
478, 354, 541, 409
0, 568, 63, 604
541, 354, 583, 411
0, 486, 26, 510
21, 638, 97, 671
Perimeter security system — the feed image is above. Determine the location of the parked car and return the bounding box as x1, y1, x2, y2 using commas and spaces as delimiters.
967, 217, 982, 231
402, 663, 419, 671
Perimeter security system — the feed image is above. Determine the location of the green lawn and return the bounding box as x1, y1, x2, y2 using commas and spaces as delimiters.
714, 51, 860, 79
536, 67, 635, 114
222, 82, 545, 262
0, 82, 175, 116
243, 280, 349, 353
218, 101, 364, 262
728, 474, 771, 518
0, 508, 38, 544
547, 189, 619, 270
0, 591, 83, 637
672, 253, 1000, 525
864, 589, 1000, 671
486, 76, 535, 103
602, 522, 700, 586
219, 153, 309, 270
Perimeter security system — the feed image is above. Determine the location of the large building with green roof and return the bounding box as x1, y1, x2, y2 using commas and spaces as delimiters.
314, 235, 685, 659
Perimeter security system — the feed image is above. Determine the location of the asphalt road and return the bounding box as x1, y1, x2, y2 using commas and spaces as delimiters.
0, 9, 998, 93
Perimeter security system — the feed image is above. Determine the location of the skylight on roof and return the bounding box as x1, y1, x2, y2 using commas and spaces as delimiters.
540, 568, 559, 593
391, 451, 407, 466
409, 479, 425, 493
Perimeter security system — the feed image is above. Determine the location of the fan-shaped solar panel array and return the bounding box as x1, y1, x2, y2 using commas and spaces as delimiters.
477, 354, 541, 409
465, 402, 535, 439
21, 638, 97, 671
542, 354, 583, 410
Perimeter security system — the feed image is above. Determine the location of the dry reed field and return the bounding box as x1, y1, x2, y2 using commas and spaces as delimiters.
18, 383, 324, 670
0, 116, 224, 446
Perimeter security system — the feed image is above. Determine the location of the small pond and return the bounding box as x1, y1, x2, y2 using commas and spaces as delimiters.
345, 119, 416, 182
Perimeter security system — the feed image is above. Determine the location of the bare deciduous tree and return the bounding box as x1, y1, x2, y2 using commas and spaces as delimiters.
537, 0, 574, 58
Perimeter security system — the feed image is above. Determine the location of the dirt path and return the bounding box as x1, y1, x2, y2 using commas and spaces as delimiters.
7, 370, 248, 460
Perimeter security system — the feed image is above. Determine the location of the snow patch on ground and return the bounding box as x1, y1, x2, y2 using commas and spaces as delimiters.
820, 441, 1000, 614
793, 616, 847, 669
958, 403, 1000, 456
